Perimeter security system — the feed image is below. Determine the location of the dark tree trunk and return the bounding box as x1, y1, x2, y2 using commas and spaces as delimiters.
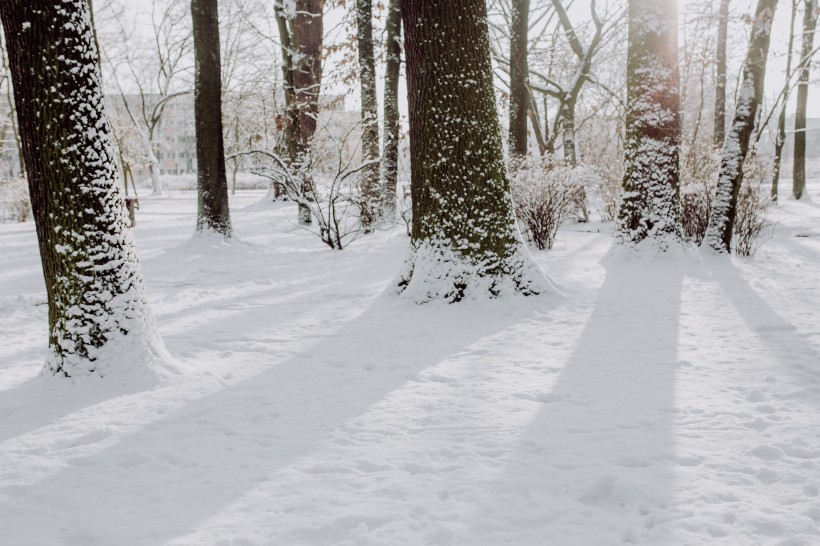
703, 0, 778, 253
192, 0, 232, 237
274, 0, 324, 224
616, 0, 682, 249
0, 0, 161, 377
772, 0, 798, 200
714, 0, 730, 147
793, 0, 817, 200
508, 0, 530, 159
381, 0, 402, 215
357, 0, 380, 229
397, 0, 548, 302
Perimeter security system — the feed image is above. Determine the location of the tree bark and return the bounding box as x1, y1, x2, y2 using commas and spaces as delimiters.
703, 0, 778, 253
381, 0, 402, 216
616, 0, 682, 249
508, 0, 530, 159
772, 0, 798, 200
192, 0, 232, 237
397, 0, 548, 302
274, 0, 324, 224
357, 0, 380, 229
793, 0, 817, 200
0, 0, 161, 377
714, 0, 730, 147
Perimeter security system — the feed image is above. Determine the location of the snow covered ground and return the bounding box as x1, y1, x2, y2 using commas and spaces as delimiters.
1, 182, 819, 545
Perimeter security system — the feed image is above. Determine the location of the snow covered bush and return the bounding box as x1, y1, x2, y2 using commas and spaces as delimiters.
732, 154, 773, 257
510, 157, 580, 250
680, 142, 720, 244
244, 120, 374, 249
0, 177, 31, 223
679, 142, 771, 255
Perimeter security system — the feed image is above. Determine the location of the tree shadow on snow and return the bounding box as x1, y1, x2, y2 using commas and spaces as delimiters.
465, 259, 685, 545
706, 259, 820, 406
0, 293, 556, 545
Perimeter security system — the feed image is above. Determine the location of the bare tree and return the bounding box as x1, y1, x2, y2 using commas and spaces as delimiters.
274, 0, 324, 225
703, 0, 778, 253
508, 0, 530, 159
793, 0, 818, 200
772, 0, 798, 200
714, 0, 730, 147
192, 0, 232, 236
381, 0, 402, 217
98, 0, 193, 195
356, 0, 380, 229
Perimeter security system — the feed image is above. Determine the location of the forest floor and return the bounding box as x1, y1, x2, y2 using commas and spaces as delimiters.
1, 181, 819, 545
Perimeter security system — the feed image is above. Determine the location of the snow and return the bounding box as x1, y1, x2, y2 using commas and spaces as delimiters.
1, 184, 820, 545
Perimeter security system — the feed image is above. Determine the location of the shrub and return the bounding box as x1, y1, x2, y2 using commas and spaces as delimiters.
0, 177, 31, 223
510, 157, 581, 250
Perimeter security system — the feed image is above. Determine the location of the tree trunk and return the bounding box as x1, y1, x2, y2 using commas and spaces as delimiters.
508, 0, 530, 159
274, 0, 324, 224
397, 0, 549, 303
703, 0, 778, 253
148, 147, 163, 195
793, 0, 817, 200
0, 0, 162, 377
381, 0, 402, 216
192, 0, 232, 237
616, 0, 682, 249
357, 0, 380, 229
772, 0, 798, 200
714, 0, 730, 147
559, 102, 577, 166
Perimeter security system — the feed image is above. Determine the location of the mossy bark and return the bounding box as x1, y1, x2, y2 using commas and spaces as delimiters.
0, 0, 158, 376
398, 0, 547, 302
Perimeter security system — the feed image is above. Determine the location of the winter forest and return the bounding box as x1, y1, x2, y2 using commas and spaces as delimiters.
0, 0, 819, 543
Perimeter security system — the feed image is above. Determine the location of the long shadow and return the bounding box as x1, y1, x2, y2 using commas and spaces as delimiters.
466, 259, 684, 545
0, 294, 556, 545
706, 259, 820, 405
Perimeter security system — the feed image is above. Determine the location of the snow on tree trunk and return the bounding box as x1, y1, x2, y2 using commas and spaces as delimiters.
397, 0, 550, 303
560, 103, 577, 166
357, 0, 380, 229
792, 0, 817, 200
192, 0, 232, 237
148, 148, 164, 196
703, 0, 778, 253
381, 0, 402, 217
714, 0, 730, 147
615, 0, 682, 250
0, 0, 164, 378
508, 0, 530, 160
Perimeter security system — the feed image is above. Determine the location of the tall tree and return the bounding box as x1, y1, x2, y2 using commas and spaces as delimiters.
0, 0, 162, 376
793, 0, 818, 200
274, 0, 324, 224
381, 0, 402, 216
772, 0, 798, 200
703, 0, 778, 253
357, 0, 380, 229
508, 0, 530, 159
397, 0, 548, 302
714, 0, 730, 147
616, 0, 682, 249
192, 0, 232, 237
